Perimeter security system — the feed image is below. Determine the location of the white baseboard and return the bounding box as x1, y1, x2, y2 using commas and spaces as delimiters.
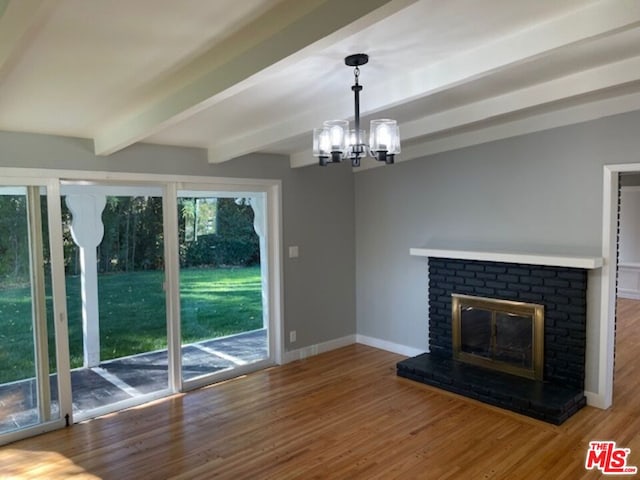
585, 390, 610, 409
617, 265, 640, 299
356, 334, 425, 357
617, 289, 640, 300
283, 335, 356, 363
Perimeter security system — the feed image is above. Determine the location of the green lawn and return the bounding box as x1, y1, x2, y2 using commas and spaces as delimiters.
0, 266, 262, 383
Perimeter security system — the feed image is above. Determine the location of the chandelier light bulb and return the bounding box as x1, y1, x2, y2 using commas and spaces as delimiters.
328, 123, 346, 150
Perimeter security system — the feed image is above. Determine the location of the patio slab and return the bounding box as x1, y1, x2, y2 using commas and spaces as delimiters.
0, 329, 267, 434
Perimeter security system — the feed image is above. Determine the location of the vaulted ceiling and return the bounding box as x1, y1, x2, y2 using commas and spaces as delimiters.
1, 0, 639, 170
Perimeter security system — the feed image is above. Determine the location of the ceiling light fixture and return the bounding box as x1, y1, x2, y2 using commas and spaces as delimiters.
313, 53, 400, 167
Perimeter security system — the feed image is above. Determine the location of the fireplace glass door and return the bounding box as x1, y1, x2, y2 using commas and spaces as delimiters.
452, 294, 544, 380
495, 313, 533, 367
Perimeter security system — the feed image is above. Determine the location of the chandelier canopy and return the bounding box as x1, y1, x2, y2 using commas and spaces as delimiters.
313, 54, 400, 167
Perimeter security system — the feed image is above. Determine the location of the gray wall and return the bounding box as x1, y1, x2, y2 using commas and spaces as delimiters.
0, 131, 356, 351
355, 109, 640, 395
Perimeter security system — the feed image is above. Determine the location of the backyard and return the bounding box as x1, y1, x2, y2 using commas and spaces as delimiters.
0, 266, 262, 383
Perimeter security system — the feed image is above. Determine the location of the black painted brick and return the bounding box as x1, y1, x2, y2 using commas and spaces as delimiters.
465, 264, 485, 272
546, 327, 569, 336
571, 330, 586, 340
508, 267, 530, 275
456, 285, 475, 294
475, 287, 495, 296
546, 295, 570, 305
458, 270, 476, 278
486, 265, 507, 274
477, 272, 497, 280
520, 276, 544, 286
532, 269, 557, 278
557, 304, 585, 315
497, 274, 519, 283
558, 288, 585, 298
532, 285, 556, 295
544, 278, 571, 288
519, 292, 543, 302
546, 310, 569, 321
427, 258, 587, 390
565, 336, 586, 347
557, 320, 583, 331
508, 283, 530, 292
557, 270, 587, 281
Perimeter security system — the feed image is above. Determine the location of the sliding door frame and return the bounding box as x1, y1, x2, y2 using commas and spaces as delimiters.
0, 176, 71, 445
0, 167, 284, 440
175, 182, 281, 391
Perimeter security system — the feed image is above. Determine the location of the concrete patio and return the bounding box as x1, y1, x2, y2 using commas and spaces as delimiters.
0, 329, 268, 434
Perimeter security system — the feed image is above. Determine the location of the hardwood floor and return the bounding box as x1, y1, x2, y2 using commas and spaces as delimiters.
1, 301, 639, 479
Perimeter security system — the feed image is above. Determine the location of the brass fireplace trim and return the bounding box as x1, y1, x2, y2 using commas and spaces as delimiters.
451, 294, 544, 381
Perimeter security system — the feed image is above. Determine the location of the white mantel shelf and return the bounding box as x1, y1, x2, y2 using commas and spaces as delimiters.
410, 247, 603, 270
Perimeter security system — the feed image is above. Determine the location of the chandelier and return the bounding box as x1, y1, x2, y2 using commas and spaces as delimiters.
312, 53, 400, 167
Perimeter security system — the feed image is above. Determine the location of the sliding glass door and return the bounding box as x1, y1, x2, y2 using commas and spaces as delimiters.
0, 183, 68, 440
0, 170, 281, 444
177, 190, 270, 386
61, 184, 169, 420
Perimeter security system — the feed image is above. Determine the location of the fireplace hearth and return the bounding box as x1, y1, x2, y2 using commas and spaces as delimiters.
397, 256, 589, 424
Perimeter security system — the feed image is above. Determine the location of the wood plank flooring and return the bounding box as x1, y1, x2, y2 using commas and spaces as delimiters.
1, 300, 639, 479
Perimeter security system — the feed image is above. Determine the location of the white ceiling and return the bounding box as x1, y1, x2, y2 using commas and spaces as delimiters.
1, 0, 639, 170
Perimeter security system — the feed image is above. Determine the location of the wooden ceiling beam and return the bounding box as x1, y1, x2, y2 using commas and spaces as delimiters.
93, 0, 416, 157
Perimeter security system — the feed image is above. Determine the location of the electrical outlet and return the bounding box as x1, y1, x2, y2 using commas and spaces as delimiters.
289, 330, 297, 343
289, 246, 299, 258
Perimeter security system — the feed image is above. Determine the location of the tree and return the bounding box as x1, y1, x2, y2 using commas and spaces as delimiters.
182, 197, 259, 267
0, 195, 29, 287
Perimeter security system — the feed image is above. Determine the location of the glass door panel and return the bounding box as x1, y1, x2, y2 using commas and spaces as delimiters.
0, 186, 59, 435
177, 191, 269, 383
61, 184, 169, 419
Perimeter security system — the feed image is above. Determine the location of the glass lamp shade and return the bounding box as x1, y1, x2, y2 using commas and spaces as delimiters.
369, 119, 400, 154
312, 127, 331, 157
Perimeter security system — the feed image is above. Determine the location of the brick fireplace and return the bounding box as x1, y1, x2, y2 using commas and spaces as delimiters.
397, 247, 602, 425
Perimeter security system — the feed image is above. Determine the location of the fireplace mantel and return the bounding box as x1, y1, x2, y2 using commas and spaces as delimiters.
410, 246, 603, 269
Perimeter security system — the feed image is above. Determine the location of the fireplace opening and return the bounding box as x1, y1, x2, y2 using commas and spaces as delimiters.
452, 294, 544, 381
